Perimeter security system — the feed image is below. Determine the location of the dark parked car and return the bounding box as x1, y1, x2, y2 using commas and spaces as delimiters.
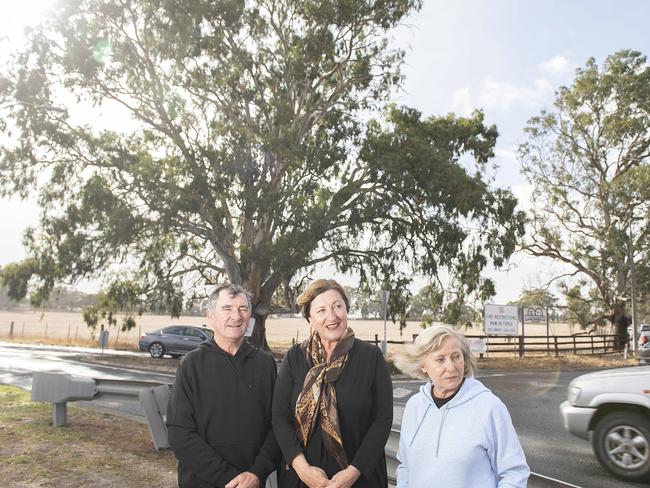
139, 325, 213, 358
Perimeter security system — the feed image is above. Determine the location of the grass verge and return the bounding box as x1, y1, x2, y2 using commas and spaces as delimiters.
0, 385, 177, 488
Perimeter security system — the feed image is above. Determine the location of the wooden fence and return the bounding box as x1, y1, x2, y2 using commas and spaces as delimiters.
371, 333, 621, 357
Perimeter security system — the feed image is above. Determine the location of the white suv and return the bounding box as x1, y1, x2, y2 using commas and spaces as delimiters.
560, 366, 650, 482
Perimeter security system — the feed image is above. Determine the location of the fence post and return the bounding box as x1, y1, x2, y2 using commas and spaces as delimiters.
9, 322, 14, 338
591, 336, 594, 355
572, 336, 576, 354
554, 336, 559, 357
518, 335, 524, 358
374, 334, 379, 347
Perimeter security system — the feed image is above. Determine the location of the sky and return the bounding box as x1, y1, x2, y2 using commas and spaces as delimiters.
1, 0, 650, 304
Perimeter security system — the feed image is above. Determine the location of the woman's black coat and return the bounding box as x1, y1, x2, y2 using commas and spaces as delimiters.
272, 338, 393, 488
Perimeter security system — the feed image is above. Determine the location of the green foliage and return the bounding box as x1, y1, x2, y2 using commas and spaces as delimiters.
81, 280, 142, 332
519, 50, 650, 341
513, 287, 557, 309
0, 260, 39, 302
564, 281, 604, 329
0, 0, 523, 345
408, 284, 444, 321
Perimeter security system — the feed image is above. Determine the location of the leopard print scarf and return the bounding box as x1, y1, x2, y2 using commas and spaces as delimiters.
294, 327, 355, 469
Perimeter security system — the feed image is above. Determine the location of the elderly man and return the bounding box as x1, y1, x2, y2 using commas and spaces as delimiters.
167, 283, 279, 488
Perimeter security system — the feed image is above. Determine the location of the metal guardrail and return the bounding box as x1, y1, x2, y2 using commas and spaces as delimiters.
31, 372, 171, 450
31, 372, 280, 487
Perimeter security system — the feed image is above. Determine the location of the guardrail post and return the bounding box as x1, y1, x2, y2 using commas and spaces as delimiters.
53, 402, 67, 427
139, 385, 171, 451
31, 372, 97, 427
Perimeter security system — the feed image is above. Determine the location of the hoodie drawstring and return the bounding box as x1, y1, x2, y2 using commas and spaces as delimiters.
435, 409, 450, 457
409, 404, 431, 447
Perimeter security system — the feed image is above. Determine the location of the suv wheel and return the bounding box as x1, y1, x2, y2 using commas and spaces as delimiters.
149, 342, 165, 359
592, 411, 650, 482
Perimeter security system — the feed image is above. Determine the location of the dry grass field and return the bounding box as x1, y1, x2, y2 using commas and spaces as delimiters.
0, 309, 617, 352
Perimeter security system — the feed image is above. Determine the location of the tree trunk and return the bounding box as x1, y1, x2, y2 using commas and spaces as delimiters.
610, 304, 631, 351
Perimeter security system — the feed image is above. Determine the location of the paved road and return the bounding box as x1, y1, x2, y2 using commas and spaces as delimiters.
1, 342, 646, 487
0, 342, 174, 417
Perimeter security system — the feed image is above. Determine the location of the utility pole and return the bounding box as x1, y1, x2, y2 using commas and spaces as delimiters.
380, 290, 390, 357
629, 223, 638, 355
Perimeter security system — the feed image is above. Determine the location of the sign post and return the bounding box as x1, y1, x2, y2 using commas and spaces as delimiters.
380, 290, 390, 356
98, 329, 110, 357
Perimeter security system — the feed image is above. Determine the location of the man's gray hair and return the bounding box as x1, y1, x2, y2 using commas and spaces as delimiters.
206, 283, 253, 313
393, 324, 478, 379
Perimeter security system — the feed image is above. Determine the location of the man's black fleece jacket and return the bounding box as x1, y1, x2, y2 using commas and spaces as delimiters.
166, 340, 280, 488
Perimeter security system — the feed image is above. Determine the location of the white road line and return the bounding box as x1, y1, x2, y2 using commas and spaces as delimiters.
531, 471, 584, 487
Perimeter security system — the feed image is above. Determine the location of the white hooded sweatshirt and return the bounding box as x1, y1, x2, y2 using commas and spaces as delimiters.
396, 377, 530, 488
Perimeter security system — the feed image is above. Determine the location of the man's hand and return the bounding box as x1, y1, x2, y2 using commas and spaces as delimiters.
225, 471, 260, 488
327, 465, 361, 488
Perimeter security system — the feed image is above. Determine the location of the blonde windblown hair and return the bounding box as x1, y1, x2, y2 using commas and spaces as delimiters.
393, 324, 477, 379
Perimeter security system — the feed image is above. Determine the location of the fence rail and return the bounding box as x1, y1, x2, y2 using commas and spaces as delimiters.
370, 333, 621, 357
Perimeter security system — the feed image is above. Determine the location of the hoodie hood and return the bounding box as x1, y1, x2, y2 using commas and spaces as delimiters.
419, 376, 490, 409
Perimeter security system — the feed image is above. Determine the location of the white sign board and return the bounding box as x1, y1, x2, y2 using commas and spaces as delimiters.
245, 317, 256, 337
524, 306, 546, 323
467, 337, 487, 354
484, 304, 519, 335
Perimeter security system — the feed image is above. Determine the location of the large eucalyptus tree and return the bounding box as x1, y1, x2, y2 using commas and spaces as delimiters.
1, 0, 524, 346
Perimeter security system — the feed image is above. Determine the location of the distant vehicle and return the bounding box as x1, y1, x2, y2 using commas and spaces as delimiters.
139, 326, 213, 358
560, 366, 650, 482
627, 324, 650, 348
639, 324, 650, 345
640, 340, 650, 365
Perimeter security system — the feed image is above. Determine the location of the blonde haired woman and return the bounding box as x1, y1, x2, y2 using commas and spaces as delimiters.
394, 325, 529, 488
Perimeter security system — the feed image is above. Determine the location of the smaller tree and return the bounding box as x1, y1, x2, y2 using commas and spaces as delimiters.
81, 281, 143, 334
514, 287, 558, 310
407, 284, 444, 322
384, 276, 412, 336
561, 282, 609, 333
519, 50, 650, 349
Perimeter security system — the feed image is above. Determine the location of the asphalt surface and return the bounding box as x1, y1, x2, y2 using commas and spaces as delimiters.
1, 342, 647, 487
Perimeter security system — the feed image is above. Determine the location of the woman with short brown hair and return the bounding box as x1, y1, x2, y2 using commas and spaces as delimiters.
272, 279, 393, 488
